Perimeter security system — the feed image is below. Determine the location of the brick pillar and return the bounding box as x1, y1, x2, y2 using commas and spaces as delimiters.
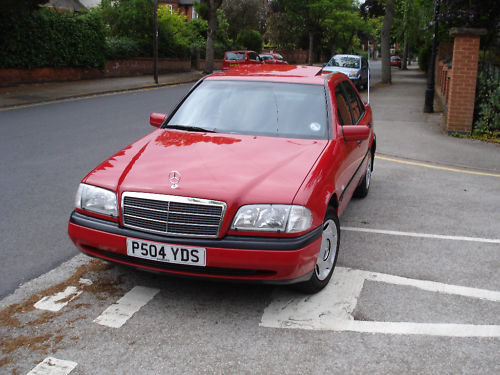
445, 28, 487, 133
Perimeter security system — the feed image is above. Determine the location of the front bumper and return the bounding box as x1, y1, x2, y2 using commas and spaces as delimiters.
68, 211, 322, 284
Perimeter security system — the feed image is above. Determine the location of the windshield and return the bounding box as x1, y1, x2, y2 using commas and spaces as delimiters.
327, 56, 360, 69
225, 52, 246, 60
166, 81, 328, 139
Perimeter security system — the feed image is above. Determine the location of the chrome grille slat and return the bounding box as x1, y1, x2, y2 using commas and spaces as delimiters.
123, 213, 167, 224
121, 193, 226, 238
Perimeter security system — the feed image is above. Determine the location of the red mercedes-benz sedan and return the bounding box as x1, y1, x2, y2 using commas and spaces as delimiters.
68, 65, 376, 293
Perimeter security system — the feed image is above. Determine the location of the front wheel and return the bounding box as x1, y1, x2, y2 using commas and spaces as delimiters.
295, 208, 340, 294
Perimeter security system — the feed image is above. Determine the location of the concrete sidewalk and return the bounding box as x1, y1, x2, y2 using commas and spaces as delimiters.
365, 66, 500, 173
0, 71, 205, 109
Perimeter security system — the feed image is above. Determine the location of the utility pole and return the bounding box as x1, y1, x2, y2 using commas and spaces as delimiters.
424, 0, 440, 113
153, 0, 159, 84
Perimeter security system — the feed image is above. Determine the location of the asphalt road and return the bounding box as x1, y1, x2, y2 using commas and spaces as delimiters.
1, 71, 499, 374
0, 85, 190, 298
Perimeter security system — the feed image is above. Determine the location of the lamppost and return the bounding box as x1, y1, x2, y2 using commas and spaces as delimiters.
424, 0, 440, 113
153, 0, 159, 84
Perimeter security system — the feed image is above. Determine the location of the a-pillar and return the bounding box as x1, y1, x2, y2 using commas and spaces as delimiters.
445, 28, 486, 133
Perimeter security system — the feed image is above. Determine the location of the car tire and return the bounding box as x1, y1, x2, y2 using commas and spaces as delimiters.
295, 208, 340, 294
354, 152, 373, 198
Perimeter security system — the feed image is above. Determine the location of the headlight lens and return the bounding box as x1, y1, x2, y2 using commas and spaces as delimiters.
348, 71, 359, 78
231, 205, 312, 233
75, 183, 118, 217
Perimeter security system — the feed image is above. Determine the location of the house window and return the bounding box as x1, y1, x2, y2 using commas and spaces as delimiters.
166, 4, 173, 14
192, 7, 198, 19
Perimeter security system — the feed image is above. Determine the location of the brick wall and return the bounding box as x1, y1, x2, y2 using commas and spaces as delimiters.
197, 59, 223, 71
445, 28, 486, 133
0, 58, 191, 87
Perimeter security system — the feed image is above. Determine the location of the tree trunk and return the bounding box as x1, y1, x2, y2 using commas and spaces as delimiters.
402, 38, 409, 70
204, 0, 222, 74
308, 31, 314, 65
381, 0, 394, 84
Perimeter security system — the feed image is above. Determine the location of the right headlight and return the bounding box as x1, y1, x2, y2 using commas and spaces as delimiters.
231, 204, 312, 233
75, 183, 118, 217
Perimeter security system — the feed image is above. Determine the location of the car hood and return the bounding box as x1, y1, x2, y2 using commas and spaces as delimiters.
322, 66, 359, 75
84, 129, 328, 206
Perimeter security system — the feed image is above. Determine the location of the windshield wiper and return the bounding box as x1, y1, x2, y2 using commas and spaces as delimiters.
165, 125, 217, 133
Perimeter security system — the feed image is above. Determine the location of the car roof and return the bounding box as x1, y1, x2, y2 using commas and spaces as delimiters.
333, 54, 361, 59
207, 64, 331, 84
225, 50, 254, 54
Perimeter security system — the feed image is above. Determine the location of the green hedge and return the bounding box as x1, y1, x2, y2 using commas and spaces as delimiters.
0, 9, 106, 69
474, 68, 500, 132
105, 36, 144, 60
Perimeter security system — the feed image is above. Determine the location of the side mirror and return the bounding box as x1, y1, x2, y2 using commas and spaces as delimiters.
342, 125, 370, 141
150, 112, 167, 128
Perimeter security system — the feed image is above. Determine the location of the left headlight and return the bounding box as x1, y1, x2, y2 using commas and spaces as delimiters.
231, 205, 312, 233
348, 71, 359, 78
75, 183, 118, 217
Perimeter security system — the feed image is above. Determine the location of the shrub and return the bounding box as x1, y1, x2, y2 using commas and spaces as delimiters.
236, 29, 263, 53
474, 69, 500, 132
418, 45, 431, 73
105, 37, 144, 60
0, 9, 106, 69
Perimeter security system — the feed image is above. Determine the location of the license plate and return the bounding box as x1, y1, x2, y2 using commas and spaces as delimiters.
230, 63, 238, 67
126, 238, 206, 267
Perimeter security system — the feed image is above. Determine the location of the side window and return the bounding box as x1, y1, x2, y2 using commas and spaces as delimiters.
248, 52, 258, 61
341, 81, 365, 124
362, 58, 367, 68
334, 85, 353, 125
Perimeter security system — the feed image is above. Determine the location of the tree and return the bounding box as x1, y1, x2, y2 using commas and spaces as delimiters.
267, 0, 363, 64
222, 0, 268, 41
236, 29, 263, 52
196, 0, 224, 73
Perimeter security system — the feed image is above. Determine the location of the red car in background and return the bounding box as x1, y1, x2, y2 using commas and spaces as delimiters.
222, 50, 262, 70
68, 65, 376, 293
259, 53, 288, 64
390, 56, 402, 68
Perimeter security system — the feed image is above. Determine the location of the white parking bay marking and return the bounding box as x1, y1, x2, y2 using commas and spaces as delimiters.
27, 357, 77, 375
260, 267, 500, 337
341, 226, 500, 244
94, 286, 160, 328
34, 278, 93, 312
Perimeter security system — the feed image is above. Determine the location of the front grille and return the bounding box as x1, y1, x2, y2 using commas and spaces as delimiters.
122, 193, 226, 238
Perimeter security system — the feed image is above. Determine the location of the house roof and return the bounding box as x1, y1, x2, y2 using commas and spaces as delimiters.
44, 0, 100, 11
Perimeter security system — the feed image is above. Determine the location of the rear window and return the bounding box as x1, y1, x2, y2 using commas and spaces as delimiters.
167, 81, 328, 139
327, 56, 360, 69
225, 52, 246, 61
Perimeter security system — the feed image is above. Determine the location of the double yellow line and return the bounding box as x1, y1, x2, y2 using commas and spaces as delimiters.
375, 155, 500, 178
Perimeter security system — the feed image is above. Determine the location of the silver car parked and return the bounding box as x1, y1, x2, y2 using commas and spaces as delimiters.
323, 54, 369, 90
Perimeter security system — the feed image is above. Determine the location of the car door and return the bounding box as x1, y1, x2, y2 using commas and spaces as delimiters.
335, 80, 370, 212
